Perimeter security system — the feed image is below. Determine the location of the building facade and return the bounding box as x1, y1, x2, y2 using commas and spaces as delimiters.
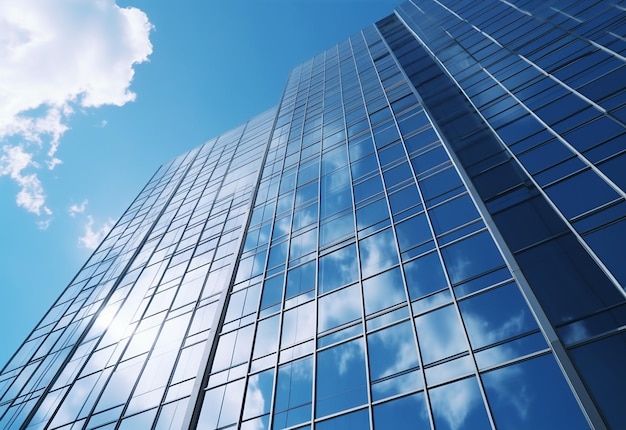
1, 1, 625, 429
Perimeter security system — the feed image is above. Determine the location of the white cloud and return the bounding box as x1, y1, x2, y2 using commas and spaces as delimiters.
0, 0, 152, 218
78, 216, 115, 250
0, 144, 51, 215
68, 199, 88, 217
37, 219, 53, 231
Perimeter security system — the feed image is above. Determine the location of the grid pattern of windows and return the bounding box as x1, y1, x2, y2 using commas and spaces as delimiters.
389, 2, 626, 427
1, 1, 624, 429
0, 110, 276, 429
191, 22, 592, 430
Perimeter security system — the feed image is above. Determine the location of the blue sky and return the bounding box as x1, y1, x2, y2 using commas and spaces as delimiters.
0, 0, 401, 369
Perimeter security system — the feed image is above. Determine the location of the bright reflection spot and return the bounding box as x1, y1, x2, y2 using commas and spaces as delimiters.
94, 306, 127, 341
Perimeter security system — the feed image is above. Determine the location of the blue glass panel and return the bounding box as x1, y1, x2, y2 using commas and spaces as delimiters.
243, 369, 274, 419
388, 185, 422, 217
321, 146, 348, 175
261, 274, 284, 310
382, 162, 413, 188
253, 315, 279, 359
545, 169, 619, 219
281, 302, 315, 348
474, 332, 547, 369
419, 167, 464, 205
378, 141, 407, 167
348, 134, 375, 161
356, 198, 390, 231
459, 283, 538, 349
289, 229, 317, 261
198, 379, 245, 429
354, 175, 385, 202
368, 321, 421, 400
515, 234, 622, 324
373, 392, 430, 430
359, 228, 399, 278
273, 356, 313, 429
316, 338, 368, 417
429, 194, 479, 236
570, 333, 626, 430
430, 377, 491, 430
350, 153, 379, 179
404, 128, 439, 155
286, 261, 316, 300
415, 305, 468, 365
584, 217, 626, 287
441, 231, 505, 285
293, 203, 318, 231
268, 242, 288, 269
319, 245, 358, 294
295, 181, 318, 205
316, 408, 369, 429
404, 251, 448, 300
362, 267, 406, 315
318, 284, 362, 332
483, 354, 588, 429
410, 144, 448, 175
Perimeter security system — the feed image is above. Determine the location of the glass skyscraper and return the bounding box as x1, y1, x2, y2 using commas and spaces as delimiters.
1, 1, 625, 429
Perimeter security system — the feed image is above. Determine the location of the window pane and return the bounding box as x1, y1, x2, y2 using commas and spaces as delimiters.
368, 321, 422, 400
243, 369, 274, 419
356, 198, 389, 231
273, 356, 313, 428
317, 408, 369, 429
404, 252, 448, 301
373, 393, 430, 430
319, 245, 358, 294
286, 261, 316, 300
570, 333, 626, 430
430, 377, 491, 430
459, 283, 538, 350
318, 284, 362, 332
316, 338, 368, 417
414, 305, 468, 365
359, 228, 399, 277
281, 302, 315, 349
320, 211, 354, 246
362, 267, 406, 315
429, 194, 479, 236
441, 231, 505, 285
395, 213, 432, 252
253, 316, 279, 359
483, 354, 588, 429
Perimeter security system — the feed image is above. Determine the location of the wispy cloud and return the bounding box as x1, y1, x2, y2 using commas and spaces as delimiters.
68, 199, 88, 217
0, 0, 152, 220
0, 144, 50, 215
78, 216, 115, 250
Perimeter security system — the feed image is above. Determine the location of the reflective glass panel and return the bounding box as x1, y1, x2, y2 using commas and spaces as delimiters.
373, 392, 430, 430
362, 267, 406, 315
318, 284, 362, 333
483, 354, 588, 429
359, 228, 399, 277
441, 231, 505, 285
316, 338, 368, 417
273, 356, 313, 429
430, 377, 491, 430
414, 305, 468, 365
460, 281, 539, 348
319, 245, 358, 294
243, 369, 274, 419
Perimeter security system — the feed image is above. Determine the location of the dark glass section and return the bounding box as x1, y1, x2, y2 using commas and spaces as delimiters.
377, 11, 624, 429
571, 333, 626, 429
483, 354, 588, 429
